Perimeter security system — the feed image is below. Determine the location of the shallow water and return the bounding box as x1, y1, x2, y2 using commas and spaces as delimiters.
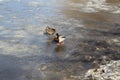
0, 0, 120, 80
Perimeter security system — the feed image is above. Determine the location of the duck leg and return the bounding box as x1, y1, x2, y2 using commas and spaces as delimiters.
57, 41, 64, 46
61, 41, 64, 45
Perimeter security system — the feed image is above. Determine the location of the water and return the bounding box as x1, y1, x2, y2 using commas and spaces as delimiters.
0, 0, 120, 80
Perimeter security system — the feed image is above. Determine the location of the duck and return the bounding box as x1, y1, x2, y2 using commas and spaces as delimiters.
54, 33, 66, 45
45, 26, 56, 35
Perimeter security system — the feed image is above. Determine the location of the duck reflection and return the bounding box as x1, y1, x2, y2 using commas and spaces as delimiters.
54, 45, 66, 52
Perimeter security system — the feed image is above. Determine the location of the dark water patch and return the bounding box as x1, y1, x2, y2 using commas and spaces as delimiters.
39, 62, 86, 80
69, 38, 120, 66
19, 54, 88, 80
0, 54, 24, 80
87, 26, 120, 37
74, 22, 120, 37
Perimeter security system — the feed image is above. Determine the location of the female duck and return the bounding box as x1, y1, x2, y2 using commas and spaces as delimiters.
54, 33, 66, 45
45, 26, 56, 35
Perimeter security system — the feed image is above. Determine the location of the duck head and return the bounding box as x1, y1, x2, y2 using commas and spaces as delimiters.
56, 33, 59, 38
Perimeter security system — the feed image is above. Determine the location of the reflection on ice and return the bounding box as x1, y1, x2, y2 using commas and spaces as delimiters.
28, 1, 43, 7
67, 0, 120, 13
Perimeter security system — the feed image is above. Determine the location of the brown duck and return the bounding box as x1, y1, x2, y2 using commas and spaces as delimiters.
45, 26, 56, 35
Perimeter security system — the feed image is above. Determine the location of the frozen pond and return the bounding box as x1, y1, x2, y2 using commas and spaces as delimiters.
0, 0, 120, 80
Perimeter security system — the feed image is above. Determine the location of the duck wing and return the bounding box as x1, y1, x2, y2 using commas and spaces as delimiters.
59, 36, 65, 43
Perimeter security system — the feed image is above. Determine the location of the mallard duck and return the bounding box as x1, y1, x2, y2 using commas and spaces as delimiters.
45, 26, 56, 35
54, 33, 66, 45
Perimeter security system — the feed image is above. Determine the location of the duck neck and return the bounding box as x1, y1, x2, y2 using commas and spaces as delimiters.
56, 33, 59, 39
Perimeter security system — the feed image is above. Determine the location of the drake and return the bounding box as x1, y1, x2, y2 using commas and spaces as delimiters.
54, 33, 66, 45
45, 26, 56, 35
